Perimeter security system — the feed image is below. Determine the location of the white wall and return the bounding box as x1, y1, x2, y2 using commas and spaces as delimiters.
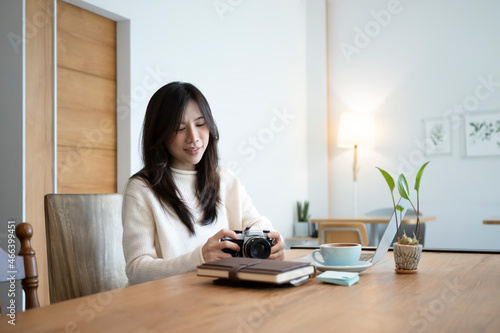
307, 0, 329, 220
328, 0, 500, 250
74, 0, 312, 238
56, 0, 500, 250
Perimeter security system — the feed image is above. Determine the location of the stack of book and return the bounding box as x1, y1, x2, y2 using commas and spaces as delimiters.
197, 257, 316, 285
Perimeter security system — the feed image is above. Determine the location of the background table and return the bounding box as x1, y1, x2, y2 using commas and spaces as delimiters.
483, 217, 500, 224
310, 216, 436, 246
1, 249, 498, 333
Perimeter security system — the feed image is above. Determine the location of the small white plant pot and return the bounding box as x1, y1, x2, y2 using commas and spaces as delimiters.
294, 221, 309, 237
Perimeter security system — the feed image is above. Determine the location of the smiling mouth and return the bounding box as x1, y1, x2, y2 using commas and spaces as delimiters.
184, 147, 202, 155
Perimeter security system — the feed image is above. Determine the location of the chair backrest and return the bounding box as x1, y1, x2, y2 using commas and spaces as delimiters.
318, 222, 369, 246
44, 194, 128, 304
0, 222, 39, 313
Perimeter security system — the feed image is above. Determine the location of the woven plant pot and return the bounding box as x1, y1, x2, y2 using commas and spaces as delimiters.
393, 243, 423, 273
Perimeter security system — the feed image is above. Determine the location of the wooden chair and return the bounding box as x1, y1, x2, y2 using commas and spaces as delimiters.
0, 222, 39, 314
318, 222, 369, 246
44, 194, 128, 304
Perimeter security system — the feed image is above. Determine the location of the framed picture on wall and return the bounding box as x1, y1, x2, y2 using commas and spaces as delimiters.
423, 118, 451, 155
464, 110, 500, 157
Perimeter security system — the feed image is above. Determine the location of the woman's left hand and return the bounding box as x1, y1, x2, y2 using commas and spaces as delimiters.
267, 231, 285, 260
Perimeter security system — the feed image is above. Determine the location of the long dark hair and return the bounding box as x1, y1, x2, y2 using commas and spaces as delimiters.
133, 82, 221, 235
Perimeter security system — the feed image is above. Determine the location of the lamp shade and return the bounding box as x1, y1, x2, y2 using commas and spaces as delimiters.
337, 112, 375, 148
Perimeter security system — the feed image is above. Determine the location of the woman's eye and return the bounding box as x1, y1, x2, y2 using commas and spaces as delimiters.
177, 127, 185, 132
196, 123, 206, 127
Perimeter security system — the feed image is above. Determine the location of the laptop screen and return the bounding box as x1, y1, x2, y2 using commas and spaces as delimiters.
371, 191, 414, 264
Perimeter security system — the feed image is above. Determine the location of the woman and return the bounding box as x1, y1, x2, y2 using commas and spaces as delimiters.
122, 82, 285, 285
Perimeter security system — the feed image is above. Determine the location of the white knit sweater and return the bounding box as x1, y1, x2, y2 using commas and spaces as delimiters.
122, 167, 273, 285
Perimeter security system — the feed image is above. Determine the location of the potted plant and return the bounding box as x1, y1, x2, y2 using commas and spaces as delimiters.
294, 201, 310, 237
376, 161, 430, 273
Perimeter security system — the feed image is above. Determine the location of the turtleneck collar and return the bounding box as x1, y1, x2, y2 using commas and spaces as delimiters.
171, 167, 197, 176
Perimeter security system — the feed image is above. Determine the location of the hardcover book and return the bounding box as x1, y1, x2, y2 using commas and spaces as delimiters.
197, 257, 316, 285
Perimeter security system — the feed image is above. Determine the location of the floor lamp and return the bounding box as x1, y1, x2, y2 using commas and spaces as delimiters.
337, 112, 375, 217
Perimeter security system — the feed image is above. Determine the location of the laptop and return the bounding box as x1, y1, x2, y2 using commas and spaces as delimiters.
359, 191, 414, 265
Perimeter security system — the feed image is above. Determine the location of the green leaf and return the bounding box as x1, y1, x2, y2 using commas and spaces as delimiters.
397, 174, 410, 200
396, 205, 404, 212
303, 201, 309, 217
414, 161, 430, 191
376, 167, 395, 192
296, 201, 310, 221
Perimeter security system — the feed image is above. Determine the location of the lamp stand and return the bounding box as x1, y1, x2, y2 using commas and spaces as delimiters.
353, 145, 358, 217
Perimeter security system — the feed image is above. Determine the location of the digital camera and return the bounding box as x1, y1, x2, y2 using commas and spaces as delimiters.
221, 227, 275, 259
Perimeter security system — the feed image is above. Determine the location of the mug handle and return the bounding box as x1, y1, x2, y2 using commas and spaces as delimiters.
311, 249, 325, 265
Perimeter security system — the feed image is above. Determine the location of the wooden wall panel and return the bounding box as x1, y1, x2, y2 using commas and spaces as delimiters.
57, 1, 116, 79
25, 0, 53, 307
24, 0, 118, 307
57, 147, 117, 193
57, 67, 116, 150
57, 0, 117, 194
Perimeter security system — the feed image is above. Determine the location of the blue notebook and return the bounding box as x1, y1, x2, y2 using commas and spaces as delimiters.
316, 271, 359, 286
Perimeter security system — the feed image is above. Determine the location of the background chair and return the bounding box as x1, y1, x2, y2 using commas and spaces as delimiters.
44, 194, 128, 304
365, 207, 426, 246
318, 222, 368, 245
0, 222, 39, 314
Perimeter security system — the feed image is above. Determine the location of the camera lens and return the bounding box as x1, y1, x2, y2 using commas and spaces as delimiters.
243, 238, 271, 259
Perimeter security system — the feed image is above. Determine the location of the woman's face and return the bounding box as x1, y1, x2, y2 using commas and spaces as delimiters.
167, 100, 210, 171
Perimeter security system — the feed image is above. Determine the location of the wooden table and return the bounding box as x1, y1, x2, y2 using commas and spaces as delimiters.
1, 249, 499, 333
483, 217, 500, 225
311, 216, 436, 246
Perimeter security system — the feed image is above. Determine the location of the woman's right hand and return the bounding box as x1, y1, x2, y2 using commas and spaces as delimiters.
202, 229, 240, 263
